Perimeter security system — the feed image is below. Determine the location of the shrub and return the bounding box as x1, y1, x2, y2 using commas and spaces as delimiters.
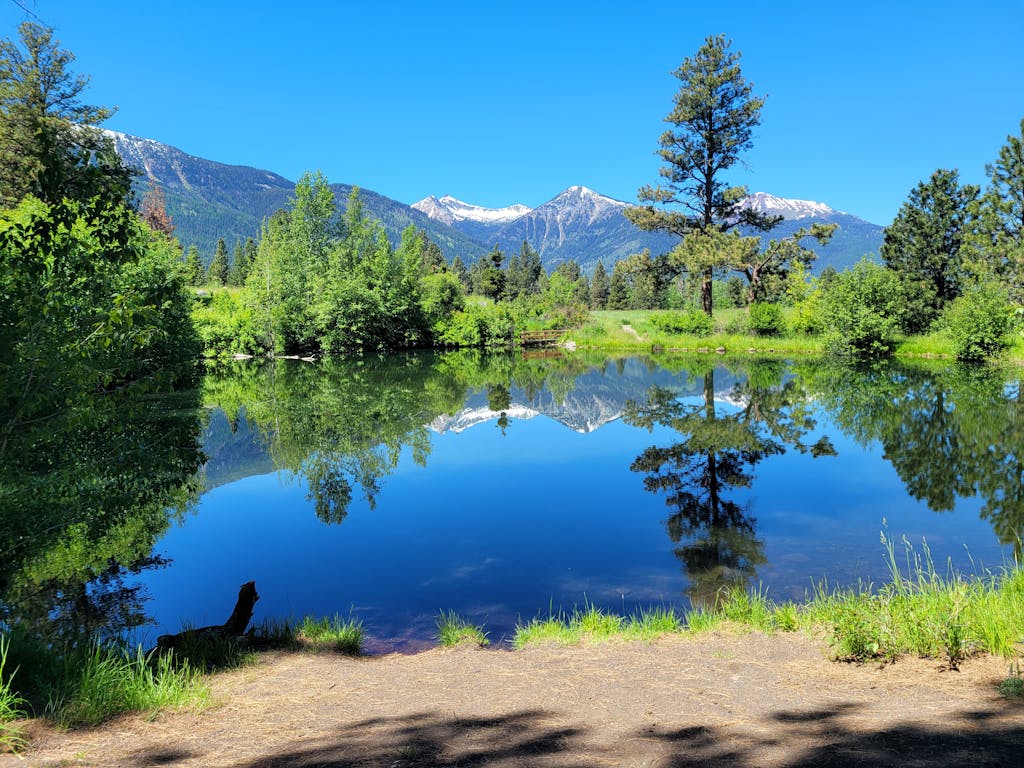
649, 309, 713, 337
789, 290, 825, 335
942, 282, 1011, 361
821, 260, 905, 358
747, 302, 786, 336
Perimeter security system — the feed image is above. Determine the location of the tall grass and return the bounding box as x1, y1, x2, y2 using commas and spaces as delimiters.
513, 603, 683, 648
296, 615, 364, 655
435, 611, 489, 648
0, 636, 27, 753
55, 644, 209, 728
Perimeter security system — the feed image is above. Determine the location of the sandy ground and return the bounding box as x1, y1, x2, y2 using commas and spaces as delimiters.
6, 632, 1023, 768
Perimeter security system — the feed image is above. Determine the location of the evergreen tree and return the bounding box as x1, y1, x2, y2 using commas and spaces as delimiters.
881, 169, 978, 328
450, 255, 471, 292
0, 22, 132, 207
589, 261, 610, 309
474, 244, 506, 300
624, 35, 778, 314
183, 245, 204, 286
208, 237, 229, 286
418, 230, 446, 274
607, 262, 630, 310
966, 119, 1024, 301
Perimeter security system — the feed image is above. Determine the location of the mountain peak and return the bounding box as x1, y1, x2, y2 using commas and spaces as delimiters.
411, 195, 531, 225
740, 191, 842, 220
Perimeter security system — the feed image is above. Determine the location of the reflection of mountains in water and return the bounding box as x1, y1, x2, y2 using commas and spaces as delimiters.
430, 360, 743, 435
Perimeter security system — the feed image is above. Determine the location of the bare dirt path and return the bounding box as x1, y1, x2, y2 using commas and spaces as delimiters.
7, 633, 1023, 768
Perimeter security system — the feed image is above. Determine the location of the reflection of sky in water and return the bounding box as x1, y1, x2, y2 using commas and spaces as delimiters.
138, 373, 1015, 652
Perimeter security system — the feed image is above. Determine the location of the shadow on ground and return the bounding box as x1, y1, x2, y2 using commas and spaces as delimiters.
122, 701, 1024, 767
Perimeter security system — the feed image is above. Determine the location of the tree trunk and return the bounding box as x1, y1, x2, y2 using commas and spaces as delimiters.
154, 581, 259, 653
701, 268, 714, 315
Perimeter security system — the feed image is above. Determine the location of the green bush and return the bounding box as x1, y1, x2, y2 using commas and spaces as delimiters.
747, 302, 786, 336
790, 291, 825, 335
192, 290, 262, 357
432, 303, 522, 347
942, 282, 1011, 361
649, 309, 714, 337
822, 260, 905, 359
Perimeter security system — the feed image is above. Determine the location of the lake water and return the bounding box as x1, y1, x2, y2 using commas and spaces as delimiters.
3, 351, 1021, 652
136, 352, 1022, 651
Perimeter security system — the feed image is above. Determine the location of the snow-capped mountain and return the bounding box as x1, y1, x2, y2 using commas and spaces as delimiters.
412, 195, 532, 225
739, 191, 843, 220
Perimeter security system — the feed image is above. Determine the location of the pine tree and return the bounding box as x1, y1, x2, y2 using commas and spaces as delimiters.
183, 245, 204, 286
589, 261, 610, 309
450, 255, 471, 292
418, 230, 446, 274
0, 22, 133, 207
208, 238, 229, 286
624, 35, 778, 314
607, 262, 630, 310
881, 168, 978, 328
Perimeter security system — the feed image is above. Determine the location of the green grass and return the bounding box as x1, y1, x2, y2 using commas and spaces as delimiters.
0, 636, 27, 753
998, 662, 1024, 699
574, 309, 969, 359
435, 611, 489, 648
296, 615, 364, 655
510, 538, 1024, 669
53, 644, 209, 728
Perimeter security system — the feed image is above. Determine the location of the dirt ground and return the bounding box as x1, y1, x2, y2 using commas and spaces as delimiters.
6, 632, 1023, 768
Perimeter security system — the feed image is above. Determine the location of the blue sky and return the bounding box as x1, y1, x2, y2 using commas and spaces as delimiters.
3, 0, 1022, 225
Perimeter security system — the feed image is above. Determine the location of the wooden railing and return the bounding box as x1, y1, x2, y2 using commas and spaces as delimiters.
519, 329, 567, 346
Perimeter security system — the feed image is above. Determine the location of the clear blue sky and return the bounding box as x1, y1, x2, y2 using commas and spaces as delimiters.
3, 0, 1022, 225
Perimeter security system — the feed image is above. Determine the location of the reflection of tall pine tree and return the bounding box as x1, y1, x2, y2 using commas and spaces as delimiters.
625, 362, 833, 607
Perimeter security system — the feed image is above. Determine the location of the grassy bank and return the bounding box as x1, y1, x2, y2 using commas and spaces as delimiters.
569, 309, 1024, 361
510, 538, 1024, 673
3, 549, 1021, 750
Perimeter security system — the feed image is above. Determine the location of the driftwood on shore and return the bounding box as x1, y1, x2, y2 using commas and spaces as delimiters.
153, 581, 259, 653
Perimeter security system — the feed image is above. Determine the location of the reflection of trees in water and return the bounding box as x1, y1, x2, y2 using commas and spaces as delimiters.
625, 360, 834, 607
0, 388, 204, 645
805, 362, 1024, 556
202, 350, 605, 524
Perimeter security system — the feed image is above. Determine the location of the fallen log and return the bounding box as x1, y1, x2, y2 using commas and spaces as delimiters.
153, 580, 259, 653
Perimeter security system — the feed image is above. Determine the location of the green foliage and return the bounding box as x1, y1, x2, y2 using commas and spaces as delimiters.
649, 309, 714, 336
0, 637, 26, 753
589, 261, 610, 309
297, 615, 364, 654
942, 281, 1011, 361
747, 302, 786, 337
998, 663, 1024, 699
0, 23, 133, 208
433, 302, 521, 347
183, 244, 205, 285
624, 35, 778, 313
207, 238, 229, 285
881, 168, 978, 330
821, 260, 906, 358
435, 612, 489, 648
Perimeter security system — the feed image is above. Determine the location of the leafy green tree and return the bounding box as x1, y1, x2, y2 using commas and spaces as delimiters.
208, 237, 229, 286
183, 244, 204, 286
943, 282, 1012, 361
881, 169, 978, 329
0, 22, 132, 208
822, 260, 908, 358
589, 261, 610, 309
624, 35, 779, 314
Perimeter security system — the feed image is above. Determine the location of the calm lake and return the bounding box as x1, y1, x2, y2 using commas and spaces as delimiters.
4, 351, 1023, 651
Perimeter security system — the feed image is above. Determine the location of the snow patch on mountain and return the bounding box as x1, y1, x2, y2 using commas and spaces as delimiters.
740, 191, 842, 220
412, 194, 532, 225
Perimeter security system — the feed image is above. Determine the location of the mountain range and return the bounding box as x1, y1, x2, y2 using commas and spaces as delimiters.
108, 129, 883, 273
